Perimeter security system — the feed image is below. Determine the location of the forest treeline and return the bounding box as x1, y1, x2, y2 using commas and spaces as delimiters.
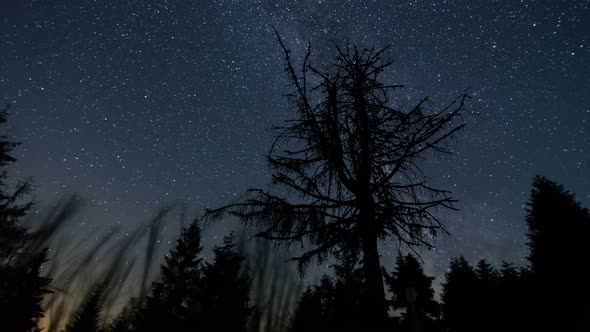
1, 38, 589, 331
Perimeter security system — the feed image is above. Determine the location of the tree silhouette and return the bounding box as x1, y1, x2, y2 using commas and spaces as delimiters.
525, 176, 590, 330
473, 259, 501, 332
290, 253, 370, 332
331, 251, 364, 332
0, 104, 33, 263
206, 35, 469, 329
63, 287, 103, 332
441, 257, 478, 332
384, 254, 439, 331
496, 262, 529, 332
199, 233, 251, 331
134, 221, 203, 332
108, 299, 140, 332
0, 248, 52, 332
0, 104, 51, 332
289, 284, 325, 332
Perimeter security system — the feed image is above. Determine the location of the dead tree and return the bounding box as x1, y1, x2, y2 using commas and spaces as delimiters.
206, 35, 469, 329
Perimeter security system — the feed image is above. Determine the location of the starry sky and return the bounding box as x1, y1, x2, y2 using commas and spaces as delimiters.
1, 0, 589, 279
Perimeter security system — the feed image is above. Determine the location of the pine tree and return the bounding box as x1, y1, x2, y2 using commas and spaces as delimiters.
0, 104, 50, 332
473, 259, 501, 332
525, 176, 590, 330
63, 287, 103, 332
384, 254, 439, 332
331, 251, 363, 332
441, 257, 478, 332
0, 105, 32, 263
289, 286, 324, 332
495, 262, 528, 332
1, 248, 52, 332
135, 221, 203, 332
108, 299, 139, 332
199, 233, 251, 331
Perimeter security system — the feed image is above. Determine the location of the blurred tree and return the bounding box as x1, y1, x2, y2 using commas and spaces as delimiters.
206, 35, 469, 329
108, 299, 139, 332
63, 287, 103, 332
289, 285, 325, 332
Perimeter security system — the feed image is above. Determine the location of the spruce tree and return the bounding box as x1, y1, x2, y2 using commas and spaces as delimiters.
525, 176, 590, 330
0, 104, 32, 263
385, 254, 439, 332
135, 221, 203, 332
0, 104, 50, 332
441, 257, 478, 332
331, 252, 363, 332
199, 233, 251, 331
289, 286, 324, 332
473, 259, 501, 332
63, 287, 103, 332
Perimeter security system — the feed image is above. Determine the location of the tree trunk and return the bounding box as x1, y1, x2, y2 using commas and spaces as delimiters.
359, 198, 388, 330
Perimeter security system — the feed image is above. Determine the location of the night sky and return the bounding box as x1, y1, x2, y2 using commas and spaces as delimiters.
1, 0, 589, 280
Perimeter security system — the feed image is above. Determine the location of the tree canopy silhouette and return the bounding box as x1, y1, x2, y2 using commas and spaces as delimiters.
199, 233, 251, 332
134, 221, 203, 332
0, 104, 51, 332
525, 176, 590, 331
289, 251, 365, 332
384, 254, 439, 331
440, 257, 478, 332
0, 103, 33, 263
205, 35, 469, 328
63, 287, 103, 332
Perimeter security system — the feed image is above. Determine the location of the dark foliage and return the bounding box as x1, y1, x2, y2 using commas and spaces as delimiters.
0, 249, 52, 332
63, 287, 103, 332
524, 176, 590, 331
199, 233, 251, 331
440, 257, 478, 332
0, 104, 33, 263
108, 301, 138, 332
290, 253, 367, 332
289, 277, 333, 332
384, 254, 439, 332
134, 221, 203, 332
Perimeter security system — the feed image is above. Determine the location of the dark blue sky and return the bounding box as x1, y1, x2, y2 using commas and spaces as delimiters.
1, 0, 588, 279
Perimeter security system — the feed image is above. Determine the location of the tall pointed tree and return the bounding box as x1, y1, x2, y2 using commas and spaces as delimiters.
384, 254, 439, 331
199, 233, 251, 332
63, 287, 103, 332
331, 250, 364, 332
206, 35, 468, 329
134, 221, 203, 332
473, 259, 501, 332
0, 104, 51, 332
525, 176, 590, 330
441, 257, 478, 332
289, 285, 325, 332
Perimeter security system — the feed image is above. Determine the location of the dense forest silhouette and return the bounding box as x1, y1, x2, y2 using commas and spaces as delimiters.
1, 38, 589, 332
